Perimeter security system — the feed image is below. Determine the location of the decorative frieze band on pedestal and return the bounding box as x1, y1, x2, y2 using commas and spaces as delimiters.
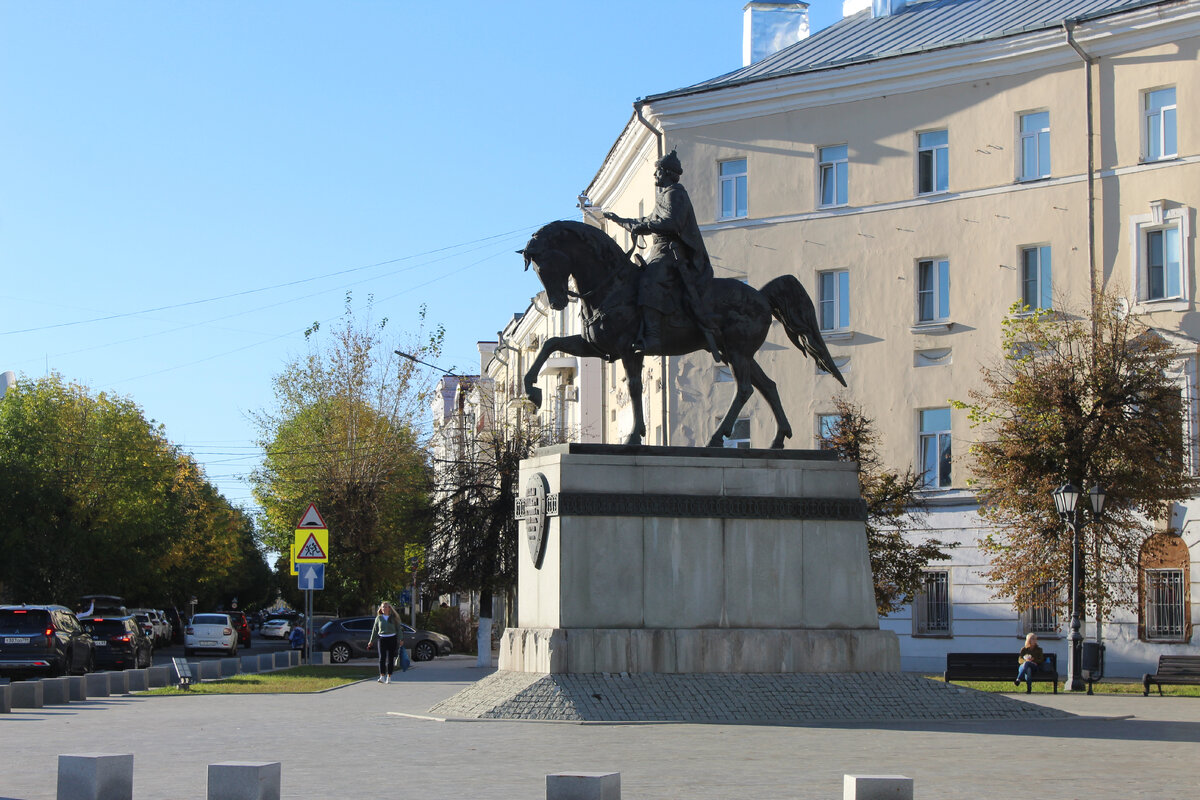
521, 491, 868, 522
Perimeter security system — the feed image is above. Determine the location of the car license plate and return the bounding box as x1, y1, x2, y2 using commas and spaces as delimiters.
94, 641, 107, 647
200, 640, 217, 646
4, 637, 30, 644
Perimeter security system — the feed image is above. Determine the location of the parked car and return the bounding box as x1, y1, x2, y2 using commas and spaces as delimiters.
317, 616, 452, 664
259, 617, 293, 639
226, 611, 252, 649
184, 613, 238, 657
164, 607, 185, 643
80, 615, 152, 670
0, 604, 94, 678
130, 608, 169, 646
130, 612, 157, 643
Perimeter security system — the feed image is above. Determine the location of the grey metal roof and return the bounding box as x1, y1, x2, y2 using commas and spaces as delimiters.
648, 0, 1174, 101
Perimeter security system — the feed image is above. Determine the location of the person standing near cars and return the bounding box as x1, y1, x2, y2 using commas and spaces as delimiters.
366, 601, 401, 684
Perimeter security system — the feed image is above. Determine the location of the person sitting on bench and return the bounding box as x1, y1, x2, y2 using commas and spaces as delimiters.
1015, 632, 1045, 688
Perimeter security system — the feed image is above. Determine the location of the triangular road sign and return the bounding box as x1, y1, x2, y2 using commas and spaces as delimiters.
297, 532, 327, 560
297, 503, 327, 529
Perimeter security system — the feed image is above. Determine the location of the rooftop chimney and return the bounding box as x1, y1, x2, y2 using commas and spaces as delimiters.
872, 0, 906, 16
0, 371, 13, 399
743, 2, 810, 66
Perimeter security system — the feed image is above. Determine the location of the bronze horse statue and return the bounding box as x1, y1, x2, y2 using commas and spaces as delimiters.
520, 220, 844, 448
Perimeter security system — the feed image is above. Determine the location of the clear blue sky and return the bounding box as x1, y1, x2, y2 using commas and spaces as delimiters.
1, 1, 844, 509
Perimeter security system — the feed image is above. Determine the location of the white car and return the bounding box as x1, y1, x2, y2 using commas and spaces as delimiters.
259, 618, 293, 639
184, 613, 238, 656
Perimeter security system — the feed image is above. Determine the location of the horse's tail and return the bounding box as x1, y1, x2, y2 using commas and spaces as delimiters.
760, 275, 847, 387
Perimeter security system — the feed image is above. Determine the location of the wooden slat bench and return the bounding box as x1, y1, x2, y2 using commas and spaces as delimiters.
1142, 655, 1200, 696
945, 652, 1058, 694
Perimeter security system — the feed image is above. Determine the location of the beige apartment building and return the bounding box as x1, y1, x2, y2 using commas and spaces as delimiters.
566, 0, 1199, 676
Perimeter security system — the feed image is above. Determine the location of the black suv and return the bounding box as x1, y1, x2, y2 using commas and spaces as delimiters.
79, 615, 153, 671
0, 605, 94, 678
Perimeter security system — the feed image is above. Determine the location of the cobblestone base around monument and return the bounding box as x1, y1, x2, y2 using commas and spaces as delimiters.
428, 671, 1074, 723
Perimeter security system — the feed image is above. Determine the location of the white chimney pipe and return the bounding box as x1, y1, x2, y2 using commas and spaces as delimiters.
743, 1, 810, 66
0, 371, 15, 399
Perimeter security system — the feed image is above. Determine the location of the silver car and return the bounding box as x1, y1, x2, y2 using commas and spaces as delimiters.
184, 613, 238, 657
317, 616, 452, 664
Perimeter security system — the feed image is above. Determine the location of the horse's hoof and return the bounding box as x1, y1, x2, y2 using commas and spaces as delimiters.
706, 436, 724, 448
623, 435, 643, 447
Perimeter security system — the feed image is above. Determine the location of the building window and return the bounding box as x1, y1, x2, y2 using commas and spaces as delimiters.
723, 417, 751, 449
917, 130, 948, 194
1019, 111, 1050, 180
818, 144, 848, 207
818, 269, 850, 332
1144, 87, 1177, 162
719, 158, 748, 220
914, 570, 951, 636
1146, 225, 1183, 300
1021, 245, 1052, 311
1145, 569, 1186, 641
817, 413, 840, 449
919, 407, 951, 488
1020, 582, 1060, 636
917, 258, 950, 322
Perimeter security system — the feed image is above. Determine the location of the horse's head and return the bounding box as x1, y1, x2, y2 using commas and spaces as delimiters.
520, 225, 573, 310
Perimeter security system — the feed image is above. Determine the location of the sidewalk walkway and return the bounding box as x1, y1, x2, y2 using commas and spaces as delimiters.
1, 657, 1196, 800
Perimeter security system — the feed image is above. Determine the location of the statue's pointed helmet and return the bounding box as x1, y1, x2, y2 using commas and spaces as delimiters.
657, 149, 683, 177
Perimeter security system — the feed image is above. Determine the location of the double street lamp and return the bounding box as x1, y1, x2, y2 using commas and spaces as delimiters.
1052, 481, 1105, 692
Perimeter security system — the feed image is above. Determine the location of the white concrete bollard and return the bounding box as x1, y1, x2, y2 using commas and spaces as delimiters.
198, 660, 222, 680
41, 676, 72, 704
844, 775, 914, 800
309, 651, 330, 665
146, 665, 172, 687
546, 772, 621, 800
57, 753, 133, 800
272, 652, 289, 669
106, 670, 129, 694
208, 761, 281, 800
68, 675, 89, 700
258, 654, 274, 671
125, 669, 150, 692
84, 673, 110, 697
11, 680, 44, 708
0, 682, 12, 712
220, 657, 242, 677
240, 654, 261, 673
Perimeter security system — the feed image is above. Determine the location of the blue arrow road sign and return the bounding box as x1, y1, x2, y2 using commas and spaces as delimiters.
298, 563, 325, 591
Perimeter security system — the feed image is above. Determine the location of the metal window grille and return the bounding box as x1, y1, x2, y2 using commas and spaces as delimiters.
1146, 569, 1186, 640
915, 571, 950, 635
1022, 582, 1059, 635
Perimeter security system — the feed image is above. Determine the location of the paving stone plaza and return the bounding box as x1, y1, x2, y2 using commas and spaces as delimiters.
1, 656, 1197, 800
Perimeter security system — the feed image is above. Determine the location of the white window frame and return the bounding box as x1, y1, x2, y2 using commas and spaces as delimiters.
816, 413, 840, 450
1129, 202, 1192, 310
916, 129, 948, 195
919, 407, 952, 489
913, 570, 951, 636
916, 258, 950, 323
723, 417, 751, 449
1018, 110, 1050, 181
817, 269, 850, 333
718, 158, 748, 220
818, 144, 848, 208
1020, 244, 1052, 311
1143, 86, 1177, 162
1144, 568, 1186, 641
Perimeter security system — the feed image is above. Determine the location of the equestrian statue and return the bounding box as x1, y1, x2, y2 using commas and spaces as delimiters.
519, 150, 845, 449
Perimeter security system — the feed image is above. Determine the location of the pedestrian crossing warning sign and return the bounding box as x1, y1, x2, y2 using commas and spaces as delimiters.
293, 528, 329, 563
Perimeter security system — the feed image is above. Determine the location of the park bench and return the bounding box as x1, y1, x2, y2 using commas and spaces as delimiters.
171, 657, 194, 690
1142, 654, 1200, 696
944, 652, 1058, 693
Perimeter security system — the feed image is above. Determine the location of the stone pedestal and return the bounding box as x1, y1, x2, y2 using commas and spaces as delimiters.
499, 444, 899, 674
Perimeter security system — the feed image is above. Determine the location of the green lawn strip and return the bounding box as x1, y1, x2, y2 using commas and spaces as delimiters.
925, 675, 1200, 697
144, 666, 378, 695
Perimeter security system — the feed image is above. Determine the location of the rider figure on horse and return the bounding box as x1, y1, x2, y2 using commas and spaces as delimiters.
603, 150, 723, 362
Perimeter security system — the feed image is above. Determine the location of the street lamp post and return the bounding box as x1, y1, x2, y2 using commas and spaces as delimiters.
1052, 481, 1105, 692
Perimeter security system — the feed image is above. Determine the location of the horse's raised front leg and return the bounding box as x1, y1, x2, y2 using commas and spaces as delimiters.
621, 354, 646, 446
746, 358, 792, 449
707, 355, 754, 447
523, 335, 594, 409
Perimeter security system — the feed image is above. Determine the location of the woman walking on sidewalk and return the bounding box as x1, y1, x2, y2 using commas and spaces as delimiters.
367, 601, 401, 684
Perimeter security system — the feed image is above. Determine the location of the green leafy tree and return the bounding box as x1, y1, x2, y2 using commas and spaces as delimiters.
251, 301, 441, 612
824, 395, 952, 614
0, 373, 266, 606
956, 293, 1194, 618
